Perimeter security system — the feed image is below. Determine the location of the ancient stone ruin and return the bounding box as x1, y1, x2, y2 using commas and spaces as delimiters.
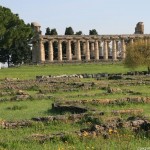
31, 22, 150, 63
135, 22, 144, 34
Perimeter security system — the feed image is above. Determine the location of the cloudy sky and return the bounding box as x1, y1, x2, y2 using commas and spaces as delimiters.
1, 0, 150, 35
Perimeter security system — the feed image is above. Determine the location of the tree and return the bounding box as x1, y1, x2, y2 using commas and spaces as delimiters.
45, 28, 57, 35
50, 29, 57, 35
65, 27, 74, 35
89, 29, 98, 35
0, 6, 33, 66
124, 40, 150, 73
75, 31, 83, 35
11, 40, 31, 64
45, 27, 51, 35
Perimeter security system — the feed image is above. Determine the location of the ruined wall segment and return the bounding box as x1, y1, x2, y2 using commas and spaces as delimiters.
135, 22, 144, 34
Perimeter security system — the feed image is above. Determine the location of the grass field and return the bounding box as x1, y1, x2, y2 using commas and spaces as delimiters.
0, 62, 146, 79
0, 62, 150, 150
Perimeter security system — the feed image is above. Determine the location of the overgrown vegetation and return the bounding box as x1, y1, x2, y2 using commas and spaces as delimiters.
124, 39, 150, 72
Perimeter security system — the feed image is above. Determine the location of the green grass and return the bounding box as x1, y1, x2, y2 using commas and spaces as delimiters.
0, 62, 150, 150
0, 127, 149, 150
0, 62, 146, 79
0, 99, 54, 121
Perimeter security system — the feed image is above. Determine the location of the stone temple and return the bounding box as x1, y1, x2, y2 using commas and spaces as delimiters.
31, 22, 150, 63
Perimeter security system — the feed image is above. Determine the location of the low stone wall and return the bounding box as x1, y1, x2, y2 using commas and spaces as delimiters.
36, 71, 150, 80
30, 116, 150, 142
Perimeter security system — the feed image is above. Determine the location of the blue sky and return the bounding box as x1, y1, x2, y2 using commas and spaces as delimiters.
1, 0, 150, 35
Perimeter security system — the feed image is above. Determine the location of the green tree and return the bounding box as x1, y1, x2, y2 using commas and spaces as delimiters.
124, 40, 150, 73
89, 29, 98, 35
50, 29, 57, 35
65, 27, 74, 35
0, 6, 33, 66
75, 31, 83, 35
45, 27, 51, 35
45, 28, 57, 35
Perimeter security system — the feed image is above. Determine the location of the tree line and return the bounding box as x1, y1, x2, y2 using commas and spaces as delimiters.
45, 27, 98, 36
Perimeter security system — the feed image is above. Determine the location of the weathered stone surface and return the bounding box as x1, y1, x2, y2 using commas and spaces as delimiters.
125, 116, 150, 136
68, 113, 86, 121
11, 95, 31, 101
32, 112, 105, 123
16, 90, 28, 95
108, 75, 123, 80
112, 109, 143, 115
30, 115, 150, 142
53, 115, 68, 121
30, 132, 66, 143
5, 77, 19, 81
0, 120, 32, 129
0, 91, 12, 96
32, 116, 54, 122
107, 87, 122, 93
52, 103, 88, 113
135, 22, 144, 34
52, 97, 150, 107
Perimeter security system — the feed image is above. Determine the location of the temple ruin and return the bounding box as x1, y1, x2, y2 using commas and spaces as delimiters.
135, 22, 144, 34
31, 22, 150, 63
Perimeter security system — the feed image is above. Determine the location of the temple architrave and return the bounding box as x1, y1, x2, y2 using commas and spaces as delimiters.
31, 22, 150, 63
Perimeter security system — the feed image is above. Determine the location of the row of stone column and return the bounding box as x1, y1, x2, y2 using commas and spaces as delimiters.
32, 39, 127, 63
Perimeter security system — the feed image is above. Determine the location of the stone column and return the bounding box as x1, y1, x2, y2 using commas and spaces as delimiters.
90, 42, 95, 57
112, 40, 117, 61
35, 43, 39, 62
121, 39, 126, 59
76, 40, 81, 61
116, 41, 119, 58
130, 38, 134, 45
48, 40, 53, 62
32, 42, 37, 63
83, 42, 86, 55
99, 41, 103, 57
74, 42, 77, 58
107, 41, 111, 57
94, 40, 99, 60
103, 40, 108, 60
86, 40, 90, 61
58, 40, 62, 61
67, 40, 72, 61
39, 39, 45, 62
